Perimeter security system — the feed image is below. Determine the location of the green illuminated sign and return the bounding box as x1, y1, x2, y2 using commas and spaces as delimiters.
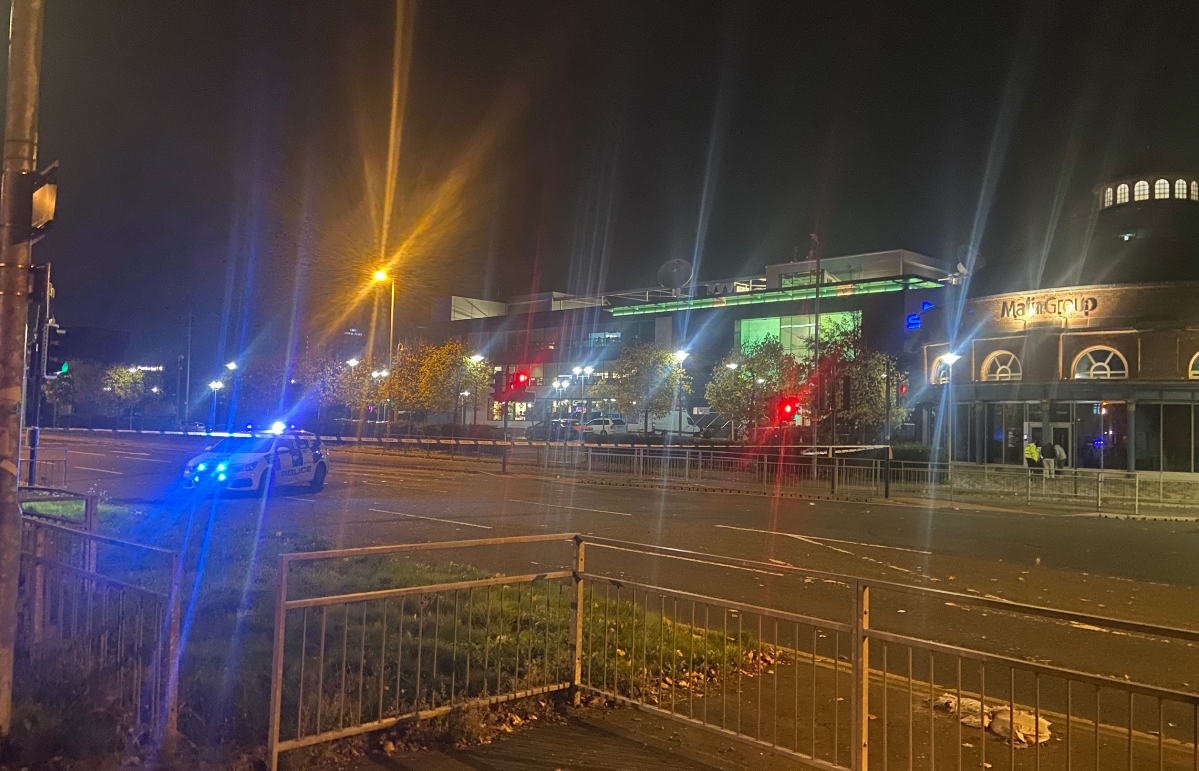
607, 276, 939, 316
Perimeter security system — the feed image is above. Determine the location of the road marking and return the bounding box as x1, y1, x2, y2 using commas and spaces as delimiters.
368, 508, 492, 529
112, 450, 151, 456
75, 465, 123, 475
508, 499, 632, 517
359, 480, 453, 493
113, 456, 174, 464
714, 524, 932, 555
597, 542, 787, 578
70, 451, 107, 457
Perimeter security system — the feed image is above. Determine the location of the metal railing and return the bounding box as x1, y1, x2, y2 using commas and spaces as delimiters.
16, 514, 181, 748
583, 447, 1199, 512
20, 446, 67, 487
268, 533, 1199, 771
18, 485, 98, 532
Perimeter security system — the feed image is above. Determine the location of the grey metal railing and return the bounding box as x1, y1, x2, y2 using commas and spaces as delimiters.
268, 533, 1199, 771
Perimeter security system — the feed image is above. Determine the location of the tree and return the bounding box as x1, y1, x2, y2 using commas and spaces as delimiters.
417, 339, 468, 416
382, 338, 428, 427
101, 366, 146, 426
704, 335, 800, 438
460, 355, 491, 425
294, 353, 344, 421
591, 343, 690, 433
818, 318, 911, 443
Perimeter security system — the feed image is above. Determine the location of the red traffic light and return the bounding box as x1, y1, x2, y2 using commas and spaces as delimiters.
898, 384, 907, 395
515, 372, 529, 385
777, 397, 799, 422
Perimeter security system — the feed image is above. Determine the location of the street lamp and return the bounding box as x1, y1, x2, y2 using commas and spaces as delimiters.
208, 380, 224, 390
469, 354, 484, 363
725, 362, 738, 370
346, 358, 361, 368
225, 361, 238, 371
372, 269, 396, 365
672, 350, 689, 363
940, 352, 961, 462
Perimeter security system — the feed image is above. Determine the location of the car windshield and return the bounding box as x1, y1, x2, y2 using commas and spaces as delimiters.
208, 436, 276, 455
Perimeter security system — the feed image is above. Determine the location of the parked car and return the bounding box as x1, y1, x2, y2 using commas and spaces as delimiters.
581, 417, 628, 436
524, 419, 580, 441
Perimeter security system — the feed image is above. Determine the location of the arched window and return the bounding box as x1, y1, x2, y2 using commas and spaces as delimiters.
1072, 347, 1128, 380
1155, 179, 1170, 199
981, 351, 1022, 382
1103, 187, 1113, 207
1189, 352, 1199, 380
1192, 181, 1198, 201
930, 357, 952, 385
1177, 179, 1189, 199
1134, 181, 1149, 201
1116, 183, 1129, 204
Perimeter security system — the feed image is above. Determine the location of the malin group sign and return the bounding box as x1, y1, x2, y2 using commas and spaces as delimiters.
1000, 294, 1098, 320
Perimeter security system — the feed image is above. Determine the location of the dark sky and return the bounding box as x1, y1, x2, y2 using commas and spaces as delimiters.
12, 0, 1199, 375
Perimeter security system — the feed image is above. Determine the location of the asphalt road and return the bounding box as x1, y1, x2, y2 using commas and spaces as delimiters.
41, 431, 1199, 697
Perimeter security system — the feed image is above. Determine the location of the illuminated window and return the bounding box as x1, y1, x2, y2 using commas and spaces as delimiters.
1155, 179, 1170, 199
981, 351, 1022, 382
1116, 184, 1129, 204
930, 357, 952, 385
737, 311, 860, 361
1177, 179, 1189, 199
1103, 187, 1113, 207
1134, 181, 1149, 201
1192, 181, 1198, 201
1189, 352, 1199, 380
1072, 347, 1128, 380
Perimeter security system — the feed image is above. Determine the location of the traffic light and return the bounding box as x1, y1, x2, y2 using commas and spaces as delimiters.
43, 321, 66, 379
896, 383, 908, 408
777, 396, 799, 423
507, 371, 534, 403
490, 371, 508, 403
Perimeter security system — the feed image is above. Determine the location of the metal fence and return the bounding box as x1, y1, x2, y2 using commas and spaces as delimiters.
268, 533, 1199, 771
20, 446, 67, 487
583, 447, 1199, 513
16, 497, 181, 748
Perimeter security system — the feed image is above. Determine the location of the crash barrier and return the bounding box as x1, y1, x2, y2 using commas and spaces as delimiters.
584, 448, 1199, 512
20, 446, 67, 487
16, 511, 181, 748
267, 534, 1199, 771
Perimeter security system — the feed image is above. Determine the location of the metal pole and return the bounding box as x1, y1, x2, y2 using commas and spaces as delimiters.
184, 311, 192, 425
388, 279, 395, 364
267, 555, 290, 771
0, 0, 43, 736
884, 365, 891, 499
851, 580, 870, 771
570, 537, 586, 706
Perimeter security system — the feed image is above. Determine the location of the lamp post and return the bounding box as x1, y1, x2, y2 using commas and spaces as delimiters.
672, 350, 689, 438
208, 380, 225, 428
373, 269, 396, 364
941, 352, 961, 463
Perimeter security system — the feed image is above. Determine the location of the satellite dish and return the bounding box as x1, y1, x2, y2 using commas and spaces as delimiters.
657, 259, 694, 289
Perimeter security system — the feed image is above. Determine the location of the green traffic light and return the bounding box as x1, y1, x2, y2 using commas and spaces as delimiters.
59, 362, 68, 373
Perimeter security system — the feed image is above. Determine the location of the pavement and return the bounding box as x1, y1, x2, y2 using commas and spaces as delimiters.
37, 431, 1199, 767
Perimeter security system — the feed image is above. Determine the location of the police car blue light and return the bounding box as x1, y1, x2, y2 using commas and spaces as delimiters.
182, 430, 328, 494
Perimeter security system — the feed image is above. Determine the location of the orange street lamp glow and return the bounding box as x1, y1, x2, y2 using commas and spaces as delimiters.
373, 269, 388, 282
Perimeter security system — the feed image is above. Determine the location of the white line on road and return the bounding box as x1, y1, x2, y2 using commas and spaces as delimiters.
112, 450, 151, 456
508, 499, 632, 516
70, 451, 107, 457
113, 456, 174, 464
368, 508, 492, 529
714, 524, 932, 555
359, 480, 452, 493
75, 465, 123, 475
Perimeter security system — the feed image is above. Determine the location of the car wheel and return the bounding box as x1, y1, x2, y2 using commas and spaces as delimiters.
309, 463, 327, 492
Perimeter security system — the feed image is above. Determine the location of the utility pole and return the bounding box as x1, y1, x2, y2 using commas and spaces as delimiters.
884, 364, 892, 498
184, 312, 192, 426
809, 233, 822, 444
0, 0, 43, 737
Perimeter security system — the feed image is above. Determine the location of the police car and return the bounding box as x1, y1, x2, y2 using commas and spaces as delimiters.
182, 429, 329, 493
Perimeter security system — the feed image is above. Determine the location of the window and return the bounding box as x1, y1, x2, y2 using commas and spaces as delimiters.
1192, 181, 1198, 201
1116, 183, 1129, 204
930, 357, 952, 385
1189, 352, 1199, 380
981, 351, 1022, 382
1155, 179, 1170, 199
1072, 347, 1128, 380
1177, 179, 1189, 199
1134, 181, 1149, 201
1104, 187, 1113, 207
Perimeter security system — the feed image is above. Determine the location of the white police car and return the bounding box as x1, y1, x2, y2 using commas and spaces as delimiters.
182, 429, 328, 493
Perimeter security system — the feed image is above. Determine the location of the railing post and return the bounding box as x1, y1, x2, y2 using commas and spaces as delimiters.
570, 536, 586, 707
31, 523, 44, 647
851, 580, 870, 771
161, 552, 181, 751
85, 494, 98, 570
587, 447, 592, 475
1097, 471, 1102, 511
1026, 466, 1032, 505
267, 555, 290, 771
1134, 473, 1139, 515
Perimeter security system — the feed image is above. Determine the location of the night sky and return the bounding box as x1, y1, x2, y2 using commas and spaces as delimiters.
10, 0, 1199, 375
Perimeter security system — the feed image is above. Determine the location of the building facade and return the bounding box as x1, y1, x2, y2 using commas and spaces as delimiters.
922, 160, 1199, 472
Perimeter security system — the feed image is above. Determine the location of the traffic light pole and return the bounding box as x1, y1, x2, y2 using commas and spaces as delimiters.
0, 0, 44, 736
884, 365, 892, 499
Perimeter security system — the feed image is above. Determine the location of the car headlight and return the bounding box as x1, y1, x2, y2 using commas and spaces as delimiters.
228, 461, 257, 473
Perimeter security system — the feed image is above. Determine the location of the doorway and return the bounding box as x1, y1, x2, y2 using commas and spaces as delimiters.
1025, 421, 1072, 467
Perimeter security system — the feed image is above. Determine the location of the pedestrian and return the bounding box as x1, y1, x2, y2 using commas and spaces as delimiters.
1023, 440, 1041, 471
1053, 442, 1067, 470
1041, 439, 1056, 478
